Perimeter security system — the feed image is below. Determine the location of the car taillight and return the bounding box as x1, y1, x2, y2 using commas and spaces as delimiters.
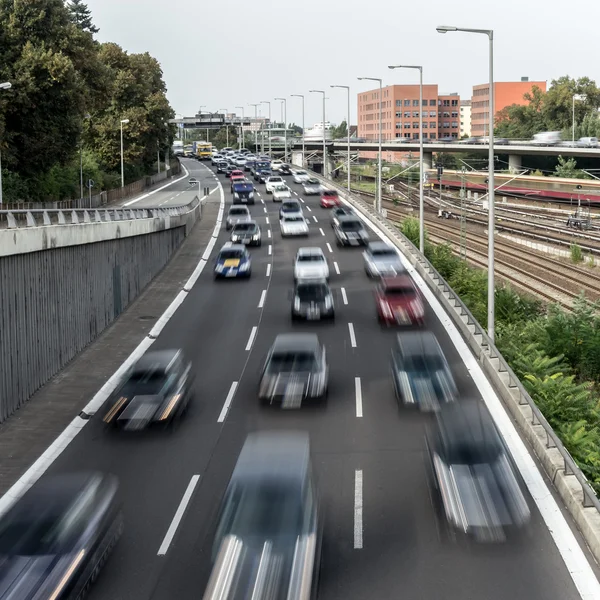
379, 299, 392, 317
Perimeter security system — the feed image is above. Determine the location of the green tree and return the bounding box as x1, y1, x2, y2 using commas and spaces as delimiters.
67, 0, 99, 34
554, 155, 589, 179
331, 120, 348, 139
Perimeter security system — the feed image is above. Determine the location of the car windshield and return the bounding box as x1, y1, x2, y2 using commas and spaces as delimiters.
306, 179, 319, 185
372, 248, 397, 258
121, 369, 168, 396
229, 208, 248, 216
296, 171, 307, 176
282, 203, 300, 212
274, 186, 288, 192
233, 223, 256, 233
269, 177, 283, 183
400, 352, 446, 373
220, 250, 245, 260
323, 191, 338, 197
233, 184, 253, 192
298, 254, 324, 263
284, 216, 305, 223
340, 221, 363, 232
268, 351, 319, 373
443, 437, 503, 465
384, 284, 415, 297
297, 284, 328, 301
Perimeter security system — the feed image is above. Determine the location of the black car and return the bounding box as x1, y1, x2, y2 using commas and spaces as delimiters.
244, 160, 256, 172
259, 334, 328, 406
102, 349, 193, 430
206, 431, 321, 599
232, 181, 255, 204
216, 160, 229, 174
334, 215, 369, 246
279, 199, 303, 220
292, 279, 334, 321
230, 220, 262, 246
427, 400, 531, 542
279, 163, 292, 175
391, 331, 457, 411
225, 165, 237, 177
255, 169, 272, 183
0, 472, 122, 599
330, 206, 355, 228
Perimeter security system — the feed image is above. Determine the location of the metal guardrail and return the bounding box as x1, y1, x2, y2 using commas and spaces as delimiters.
309, 168, 600, 513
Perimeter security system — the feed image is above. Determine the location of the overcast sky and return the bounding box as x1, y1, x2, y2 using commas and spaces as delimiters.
87, 0, 599, 128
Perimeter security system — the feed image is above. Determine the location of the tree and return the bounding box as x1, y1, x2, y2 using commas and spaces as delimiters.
68, 0, 99, 34
554, 155, 589, 179
287, 123, 302, 135
331, 120, 348, 139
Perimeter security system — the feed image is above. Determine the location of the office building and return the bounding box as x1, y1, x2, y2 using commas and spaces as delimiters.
460, 100, 471, 137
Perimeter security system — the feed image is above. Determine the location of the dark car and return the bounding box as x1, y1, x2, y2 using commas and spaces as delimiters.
230, 220, 262, 246
214, 243, 252, 279
205, 431, 320, 600
330, 206, 355, 228
0, 472, 122, 599
256, 169, 272, 183
225, 164, 237, 177
391, 331, 457, 411
252, 162, 270, 178
334, 215, 369, 246
259, 334, 328, 407
102, 349, 193, 430
232, 181, 255, 204
427, 400, 531, 542
292, 279, 334, 321
279, 163, 292, 175
216, 161, 229, 174
244, 159, 256, 172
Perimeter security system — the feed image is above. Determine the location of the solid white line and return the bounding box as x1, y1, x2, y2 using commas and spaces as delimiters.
123, 164, 190, 207
319, 228, 325, 236
267, 229, 271, 238
348, 323, 357, 348
217, 381, 239, 423
326, 243, 333, 253
268, 245, 272, 255
157, 475, 201, 555
355, 377, 363, 418
313, 216, 318, 223
245, 326, 258, 351
306, 206, 312, 212
334, 261, 340, 275
341, 287, 348, 305
258, 290, 267, 308
265, 216, 270, 224
266, 263, 271, 277
354, 470, 363, 549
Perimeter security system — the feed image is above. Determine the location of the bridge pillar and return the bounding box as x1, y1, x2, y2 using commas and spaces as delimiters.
508, 154, 521, 173
423, 151, 433, 171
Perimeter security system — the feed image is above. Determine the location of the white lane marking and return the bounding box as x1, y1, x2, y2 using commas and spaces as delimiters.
268, 245, 272, 255
326, 243, 333, 253
348, 323, 357, 348
299, 198, 305, 203
263, 206, 267, 213
313, 216, 318, 223
261, 198, 265, 204
258, 290, 267, 308
341, 287, 348, 305
124, 164, 190, 206
265, 216, 270, 224
334, 261, 340, 275
319, 228, 325, 237
354, 470, 363, 549
355, 377, 363, 418
157, 475, 201, 555
306, 206, 312, 212
293, 191, 299, 196
266, 263, 271, 277
245, 326, 258, 351
217, 381, 239, 423
267, 229, 271, 238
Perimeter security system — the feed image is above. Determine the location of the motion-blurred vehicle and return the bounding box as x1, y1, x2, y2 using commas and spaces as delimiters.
259, 334, 329, 405
256, 169, 272, 183
272, 184, 293, 202
320, 189, 341, 208
280, 214, 309, 237
293, 169, 310, 184
102, 349, 193, 430
234, 156, 247, 168
279, 199, 303, 220
252, 161, 270, 178
292, 279, 334, 321
294, 247, 329, 281
279, 163, 292, 175
204, 431, 320, 599
391, 331, 457, 411
211, 153, 223, 165
230, 175, 246, 192
0, 472, 122, 600
226, 206, 251, 231
375, 275, 424, 326
265, 175, 285, 193
302, 178, 322, 195
216, 160, 229, 174
270, 159, 284, 172
532, 131, 562, 146
231, 220, 262, 246
333, 215, 369, 247
330, 206, 355, 228
225, 165, 237, 177
244, 159, 255, 172
427, 400, 531, 542
232, 181, 255, 204
214, 243, 252, 279
363, 241, 405, 277
577, 136, 599, 148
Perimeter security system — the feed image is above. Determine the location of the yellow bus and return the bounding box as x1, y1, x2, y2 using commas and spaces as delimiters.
196, 141, 212, 160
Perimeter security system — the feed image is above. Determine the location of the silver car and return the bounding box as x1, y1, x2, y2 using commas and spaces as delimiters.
272, 184, 292, 202
226, 206, 251, 231
293, 170, 310, 184
294, 247, 329, 281
363, 241, 405, 277
302, 178, 322, 195
280, 215, 309, 237
234, 157, 247, 168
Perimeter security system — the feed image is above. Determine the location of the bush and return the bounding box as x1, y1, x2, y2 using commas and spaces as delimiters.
571, 243, 584, 263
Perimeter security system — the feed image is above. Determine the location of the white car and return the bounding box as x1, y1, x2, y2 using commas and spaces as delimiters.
271, 159, 283, 172
265, 176, 285, 194
226, 206, 251, 231
272, 185, 292, 202
234, 157, 247, 168
294, 247, 329, 281
302, 178, 322, 195
293, 170, 310, 184
280, 215, 309, 237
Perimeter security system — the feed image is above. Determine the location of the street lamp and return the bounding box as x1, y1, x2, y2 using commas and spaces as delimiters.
80, 113, 91, 199
291, 95, 305, 167
235, 106, 245, 149
275, 98, 288, 162
0, 82, 12, 206
120, 118, 129, 188
437, 24, 496, 341
358, 77, 383, 213
260, 101, 272, 156
219, 108, 229, 147
310, 90, 327, 178
249, 103, 259, 152
572, 94, 587, 144
331, 85, 352, 193
389, 65, 424, 253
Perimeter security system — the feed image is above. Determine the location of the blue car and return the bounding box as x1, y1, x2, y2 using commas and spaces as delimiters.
214, 243, 252, 279
256, 169, 272, 183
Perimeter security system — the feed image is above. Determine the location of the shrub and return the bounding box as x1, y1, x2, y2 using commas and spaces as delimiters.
571, 243, 584, 263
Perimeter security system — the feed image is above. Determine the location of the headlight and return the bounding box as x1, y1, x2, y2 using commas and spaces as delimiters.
249, 192, 254, 198
324, 295, 333, 310
231, 235, 239, 241
234, 193, 239, 199
339, 231, 347, 239
252, 234, 260, 240
215, 264, 224, 272
239, 262, 249, 271
294, 297, 300, 311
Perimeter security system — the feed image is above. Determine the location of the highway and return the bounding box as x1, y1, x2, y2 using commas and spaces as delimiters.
37, 158, 593, 599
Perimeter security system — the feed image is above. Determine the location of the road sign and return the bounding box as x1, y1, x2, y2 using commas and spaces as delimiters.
87, 179, 94, 189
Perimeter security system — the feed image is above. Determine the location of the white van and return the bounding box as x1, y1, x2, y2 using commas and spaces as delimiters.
577, 137, 599, 148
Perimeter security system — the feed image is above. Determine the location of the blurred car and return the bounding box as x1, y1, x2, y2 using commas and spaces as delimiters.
226, 205, 251, 231
205, 431, 320, 599
292, 279, 334, 321
294, 247, 329, 281
303, 178, 322, 195
333, 215, 369, 247
375, 275, 424, 326
363, 241, 405, 277
225, 165, 237, 177
244, 159, 255, 172
427, 400, 531, 542
293, 169, 310, 184
234, 156, 247, 168
0, 472, 122, 600
272, 184, 293, 202
280, 214, 309, 237
230, 220, 262, 246
102, 349, 193, 430
279, 163, 292, 175
279, 199, 303, 220
214, 243, 252, 279
230, 169, 244, 180
232, 181, 255, 204
270, 159, 284, 172
330, 206, 355, 228
265, 175, 285, 193
259, 334, 328, 405
211, 153, 223, 165
255, 169, 272, 183
216, 160, 229, 174
391, 331, 457, 411
230, 174, 246, 190
252, 162, 270, 178
320, 189, 341, 208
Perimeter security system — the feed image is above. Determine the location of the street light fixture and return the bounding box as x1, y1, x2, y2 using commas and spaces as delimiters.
249, 104, 260, 152
388, 65, 424, 253
80, 113, 91, 199
275, 98, 288, 162
437, 24, 496, 341
0, 82, 11, 206
219, 108, 229, 147
120, 118, 129, 188
331, 85, 352, 193
291, 95, 305, 168
235, 106, 245, 149
260, 101, 272, 156
309, 90, 327, 178
358, 77, 383, 213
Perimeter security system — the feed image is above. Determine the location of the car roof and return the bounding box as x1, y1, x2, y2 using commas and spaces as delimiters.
296, 278, 329, 288
282, 199, 300, 206
233, 219, 258, 227
322, 189, 338, 194
382, 275, 414, 289
338, 214, 362, 223
297, 247, 324, 256
134, 349, 181, 371
272, 333, 321, 353
220, 242, 248, 253
228, 206, 250, 213
396, 331, 441, 357
368, 241, 396, 252
306, 178, 320, 183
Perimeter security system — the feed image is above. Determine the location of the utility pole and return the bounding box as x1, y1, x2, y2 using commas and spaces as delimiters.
460, 167, 467, 259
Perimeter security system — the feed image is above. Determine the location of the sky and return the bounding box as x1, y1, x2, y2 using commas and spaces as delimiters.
86, 0, 599, 128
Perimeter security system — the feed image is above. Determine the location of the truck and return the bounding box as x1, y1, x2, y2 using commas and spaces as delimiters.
194, 141, 212, 160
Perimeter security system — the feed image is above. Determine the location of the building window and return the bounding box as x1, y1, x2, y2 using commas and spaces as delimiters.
430, 99, 436, 106
451, 99, 458, 106
412, 99, 419, 106
413, 133, 419, 139
404, 123, 411, 129
451, 122, 458, 128
430, 121, 436, 128
422, 122, 428, 129
429, 111, 436, 117
423, 132, 428, 138
395, 100, 402, 107
443, 100, 450, 107
430, 132, 437, 139
422, 99, 428, 106
395, 122, 402, 129
438, 111, 442, 117
438, 99, 442, 106
443, 112, 450, 118
413, 111, 419, 117
404, 111, 410, 118
451, 132, 458, 138
412, 122, 419, 128
404, 99, 410, 106
451, 111, 458, 118
395, 111, 402, 118
443, 122, 450, 128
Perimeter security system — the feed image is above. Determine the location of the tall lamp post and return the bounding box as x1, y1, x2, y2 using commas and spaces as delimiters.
358, 77, 382, 213
309, 90, 327, 178
331, 85, 351, 192
0, 82, 12, 207
249, 103, 259, 152
275, 98, 287, 162
80, 113, 91, 199
235, 106, 245, 149
260, 100, 272, 156
120, 118, 129, 188
437, 25, 495, 341
291, 94, 305, 167
388, 65, 424, 252
219, 108, 229, 147
572, 94, 586, 144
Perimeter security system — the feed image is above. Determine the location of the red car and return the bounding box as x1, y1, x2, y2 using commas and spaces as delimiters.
230, 170, 245, 179
375, 276, 425, 326
230, 175, 246, 189
320, 189, 341, 208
